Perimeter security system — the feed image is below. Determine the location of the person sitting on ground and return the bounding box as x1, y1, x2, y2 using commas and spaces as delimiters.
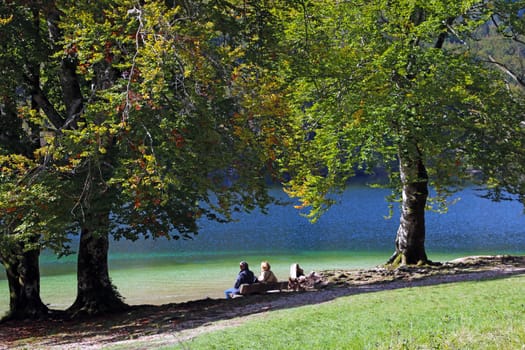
258, 261, 278, 283
224, 261, 256, 299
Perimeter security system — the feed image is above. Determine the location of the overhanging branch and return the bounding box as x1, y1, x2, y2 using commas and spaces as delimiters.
487, 55, 525, 90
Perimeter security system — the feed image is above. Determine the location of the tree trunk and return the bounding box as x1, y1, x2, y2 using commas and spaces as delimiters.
388, 145, 429, 265
67, 227, 128, 318
2, 245, 50, 321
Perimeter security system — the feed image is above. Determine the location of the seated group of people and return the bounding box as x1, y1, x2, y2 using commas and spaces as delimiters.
224, 260, 322, 299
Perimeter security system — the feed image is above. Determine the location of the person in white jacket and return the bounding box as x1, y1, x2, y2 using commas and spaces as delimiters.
258, 261, 278, 283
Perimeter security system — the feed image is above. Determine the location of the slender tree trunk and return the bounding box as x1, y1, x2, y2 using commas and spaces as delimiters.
388, 145, 429, 265
67, 226, 128, 318
1, 244, 50, 321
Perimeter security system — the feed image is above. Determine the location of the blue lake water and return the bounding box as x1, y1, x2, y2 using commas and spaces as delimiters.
1, 186, 524, 315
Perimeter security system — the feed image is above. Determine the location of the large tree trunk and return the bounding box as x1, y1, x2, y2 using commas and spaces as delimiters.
388, 145, 429, 265
67, 226, 128, 318
48, 5, 128, 317
1, 244, 50, 321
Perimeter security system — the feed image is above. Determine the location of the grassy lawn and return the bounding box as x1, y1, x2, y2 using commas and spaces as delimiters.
170, 276, 525, 350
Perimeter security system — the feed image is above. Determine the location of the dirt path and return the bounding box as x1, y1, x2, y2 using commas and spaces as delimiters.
1, 255, 524, 349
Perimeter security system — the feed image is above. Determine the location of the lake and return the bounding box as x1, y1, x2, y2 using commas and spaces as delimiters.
1, 186, 524, 315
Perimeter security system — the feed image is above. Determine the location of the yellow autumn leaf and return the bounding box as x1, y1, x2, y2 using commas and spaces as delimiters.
0, 15, 13, 25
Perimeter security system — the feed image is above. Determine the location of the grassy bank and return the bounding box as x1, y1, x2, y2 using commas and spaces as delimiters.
169, 276, 524, 350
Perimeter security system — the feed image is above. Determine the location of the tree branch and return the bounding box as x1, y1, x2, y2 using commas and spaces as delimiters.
28, 77, 65, 129
487, 55, 525, 89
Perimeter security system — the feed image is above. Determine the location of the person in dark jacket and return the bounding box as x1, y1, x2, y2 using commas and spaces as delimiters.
224, 261, 256, 299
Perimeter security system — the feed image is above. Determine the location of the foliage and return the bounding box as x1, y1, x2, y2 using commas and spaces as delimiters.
0, 0, 280, 258
458, 0, 525, 201
272, 0, 525, 221
1, 1, 523, 261
0, 158, 74, 257
0, 2, 74, 260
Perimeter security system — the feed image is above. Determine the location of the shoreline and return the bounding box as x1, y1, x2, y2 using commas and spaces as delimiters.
1, 255, 524, 349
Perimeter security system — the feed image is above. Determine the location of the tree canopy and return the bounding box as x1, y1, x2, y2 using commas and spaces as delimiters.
0, 0, 523, 319
0, 0, 281, 318
273, 0, 525, 263
0, 0, 280, 252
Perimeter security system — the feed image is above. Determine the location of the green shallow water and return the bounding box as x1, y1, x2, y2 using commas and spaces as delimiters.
0, 250, 486, 316
1, 186, 524, 316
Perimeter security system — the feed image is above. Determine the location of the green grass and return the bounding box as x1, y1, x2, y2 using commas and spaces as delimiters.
169, 276, 525, 350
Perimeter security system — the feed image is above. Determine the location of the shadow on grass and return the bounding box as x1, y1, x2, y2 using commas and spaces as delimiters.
1, 256, 524, 349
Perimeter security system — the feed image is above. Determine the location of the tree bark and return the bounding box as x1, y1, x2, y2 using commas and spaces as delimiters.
1, 244, 50, 321
388, 145, 429, 265
45, 5, 127, 317
386, 7, 434, 266
67, 226, 128, 318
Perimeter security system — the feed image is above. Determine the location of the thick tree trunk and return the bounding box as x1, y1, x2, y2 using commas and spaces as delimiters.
388, 146, 429, 265
2, 246, 50, 321
67, 227, 128, 318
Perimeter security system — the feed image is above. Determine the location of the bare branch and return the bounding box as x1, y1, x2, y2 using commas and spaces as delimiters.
123, 5, 145, 123
487, 55, 525, 90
